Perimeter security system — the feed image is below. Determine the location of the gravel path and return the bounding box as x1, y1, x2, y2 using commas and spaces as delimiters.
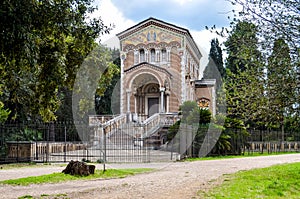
1, 154, 300, 199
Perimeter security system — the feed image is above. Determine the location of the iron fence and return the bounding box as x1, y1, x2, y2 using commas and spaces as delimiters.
1, 121, 299, 163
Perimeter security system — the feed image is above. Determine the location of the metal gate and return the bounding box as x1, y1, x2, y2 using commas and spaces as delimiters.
103, 124, 150, 163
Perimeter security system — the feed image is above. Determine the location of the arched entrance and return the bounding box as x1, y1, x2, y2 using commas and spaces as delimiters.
130, 73, 166, 118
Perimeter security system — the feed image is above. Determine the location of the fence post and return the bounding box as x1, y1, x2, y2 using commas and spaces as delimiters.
103, 126, 106, 172
46, 123, 49, 163
64, 125, 66, 163
35, 127, 38, 161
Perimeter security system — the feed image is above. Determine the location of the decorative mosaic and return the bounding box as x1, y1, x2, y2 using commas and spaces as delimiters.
123, 26, 182, 46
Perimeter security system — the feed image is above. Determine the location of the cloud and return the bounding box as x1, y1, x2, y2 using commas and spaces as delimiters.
109, 0, 233, 30
96, 0, 229, 74
93, 0, 136, 42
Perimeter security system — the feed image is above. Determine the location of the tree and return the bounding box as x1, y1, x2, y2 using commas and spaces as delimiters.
228, 0, 299, 59
224, 21, 265, 129
266, 38, 296, 140
0, 0, 111, 122
72, 44, 120, 120
224, 21, 262, 74
95, 49, 121, 115
203, 38, 225, 90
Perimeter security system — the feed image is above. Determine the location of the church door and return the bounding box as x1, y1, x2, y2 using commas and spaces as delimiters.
148, 98, 159, 117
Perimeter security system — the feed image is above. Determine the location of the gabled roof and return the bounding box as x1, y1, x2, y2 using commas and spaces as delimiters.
117, 17, 191, 39
116, 17, 201, 59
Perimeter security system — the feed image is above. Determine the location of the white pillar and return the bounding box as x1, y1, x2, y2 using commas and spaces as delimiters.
166, 47, 171, 62
120, 53, 125, 114
126, 89, 131, 113
134, 94, 137, 113
181, 50, 186, 103
134, 50, 138, 65
166, 94, 169, 113
160, 87, 165, 113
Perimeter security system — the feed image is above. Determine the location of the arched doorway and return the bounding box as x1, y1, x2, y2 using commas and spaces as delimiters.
131, 73, 165, 118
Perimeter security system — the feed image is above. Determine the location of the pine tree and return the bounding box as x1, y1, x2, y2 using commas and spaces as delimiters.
224, 21, 265, 128
203, 38, 225, 90
225, 21, 261, 74
266, 38, 296, 140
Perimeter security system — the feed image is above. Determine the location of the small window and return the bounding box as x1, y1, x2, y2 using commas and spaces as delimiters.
161, 49, 167, 62
150, 49, 155, 62
140, 49, 145, 62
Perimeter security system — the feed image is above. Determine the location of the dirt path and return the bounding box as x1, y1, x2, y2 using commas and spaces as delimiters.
1, 154, 300, 199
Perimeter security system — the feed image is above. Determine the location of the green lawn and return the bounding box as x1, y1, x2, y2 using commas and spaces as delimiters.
186, 151, 299, 161
0, 168, 154, 186
0, 162, 65, 170
201, 162, 300, 198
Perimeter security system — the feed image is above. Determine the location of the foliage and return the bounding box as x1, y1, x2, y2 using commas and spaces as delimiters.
0, 168, 154, 186
203, 162, 300, 198
203, 38, 225, 89
224, 21, 262, 74
224, 21, 265, 129
204, 1, 300, 134
0, 0, 112, 122
179, 101, 212, 125
72, 45, 119, 119
95, 48, 121, 115
167, 120, 181, 141
6, 128, 43, 142
0, 84, 10, 122
228, 0, 299, 60
266, 38, 296, 137
0, 100, 10, 123
168, 101, 215, 157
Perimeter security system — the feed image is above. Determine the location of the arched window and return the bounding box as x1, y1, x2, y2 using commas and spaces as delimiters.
161, 48, 167, 62
150, 49, 155, 62
140, 49, 145, 62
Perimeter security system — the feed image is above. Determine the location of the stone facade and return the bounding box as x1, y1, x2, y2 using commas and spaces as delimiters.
116, 18, 216, 118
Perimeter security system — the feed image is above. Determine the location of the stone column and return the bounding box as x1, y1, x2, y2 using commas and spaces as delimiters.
165, 90, 170, 113
134, 50, 138, 65
126, 89, 131, 122
166, 47, 171, 62
134, 94, 137, 114
120, 53, 126, 114
126, 89, 131, 113
160, 87, 165, 113
156, 48, 160, 62
180, 50, 186, 103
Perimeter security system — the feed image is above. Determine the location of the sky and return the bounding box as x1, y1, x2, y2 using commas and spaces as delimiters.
93, 0, 237, 66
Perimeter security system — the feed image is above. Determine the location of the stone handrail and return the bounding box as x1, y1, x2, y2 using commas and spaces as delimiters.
102, 114, 127, 136
139, 113, 180, 138
89, 115, 117, 126
140, 113, 161, 138
90, 113, 180, 140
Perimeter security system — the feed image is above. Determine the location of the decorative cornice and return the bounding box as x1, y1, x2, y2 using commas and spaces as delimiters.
195, 79, 216, 87
123, 41, 181, 52
117, 17, 201, 60
117, 17, 190, 40
124, 62, 173, 77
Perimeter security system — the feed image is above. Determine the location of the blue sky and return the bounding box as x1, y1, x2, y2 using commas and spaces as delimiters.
109, 0, 233, 30
94, 0, 237, 66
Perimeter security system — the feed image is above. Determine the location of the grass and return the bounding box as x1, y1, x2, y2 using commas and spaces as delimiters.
0, 168, 154, 186
201, 162, 300, 198
186, 151, 299, 161
0, 162, 66, 170
18, 193, 69, 199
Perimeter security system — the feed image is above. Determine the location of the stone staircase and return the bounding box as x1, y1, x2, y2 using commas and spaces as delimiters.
89, 113, 180, 162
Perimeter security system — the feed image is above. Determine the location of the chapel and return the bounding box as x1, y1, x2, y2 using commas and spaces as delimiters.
116, 17, 216, 119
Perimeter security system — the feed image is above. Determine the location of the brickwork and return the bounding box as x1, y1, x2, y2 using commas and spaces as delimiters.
117, 18, 215, 117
